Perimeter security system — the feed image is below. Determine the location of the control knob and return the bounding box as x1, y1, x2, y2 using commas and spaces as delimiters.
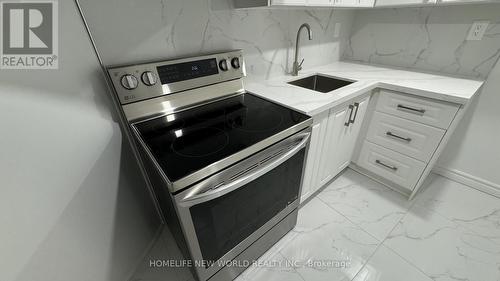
219, 59, 229, 72
231, 57, 241, 69
141, 71, 157, 86
120, 74, 139, 90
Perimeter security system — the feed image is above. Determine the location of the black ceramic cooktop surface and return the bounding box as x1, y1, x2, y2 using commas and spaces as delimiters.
134, 93, 310, 184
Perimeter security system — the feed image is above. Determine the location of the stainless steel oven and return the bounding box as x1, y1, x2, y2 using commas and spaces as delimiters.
106, 50, 312, 281
174, 130, 309, 280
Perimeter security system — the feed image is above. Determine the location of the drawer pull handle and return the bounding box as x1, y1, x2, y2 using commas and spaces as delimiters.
345, 104, 354, 127
375, 159, 398, 171
397, 104, 426, 115
386, 131, 412, 142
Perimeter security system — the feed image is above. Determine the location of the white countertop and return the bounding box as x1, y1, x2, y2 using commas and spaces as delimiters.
244, 61, 484, 116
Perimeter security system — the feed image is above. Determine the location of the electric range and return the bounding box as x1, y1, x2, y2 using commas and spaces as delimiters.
107, 50, 312, 281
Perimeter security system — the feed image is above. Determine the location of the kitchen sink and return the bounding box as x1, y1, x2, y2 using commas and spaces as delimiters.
288, 74, 354, 93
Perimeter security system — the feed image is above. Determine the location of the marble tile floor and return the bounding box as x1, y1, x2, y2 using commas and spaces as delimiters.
131, 168, 500, 281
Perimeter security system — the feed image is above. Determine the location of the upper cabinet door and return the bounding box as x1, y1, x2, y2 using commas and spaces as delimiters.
271, 0, 307, 5
332, 0, 375, 7
375, 0, 437, 6
357, 0, 375, 6
332, 0, 357, 6
308, 0, 334, 6
437, 0, 500, 3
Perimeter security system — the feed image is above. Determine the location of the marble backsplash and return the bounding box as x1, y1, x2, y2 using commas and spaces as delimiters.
79, 0, 354, 80
344, 5, 500, 79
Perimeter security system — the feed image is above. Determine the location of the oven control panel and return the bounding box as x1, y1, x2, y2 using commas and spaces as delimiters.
107, 50, 245, 105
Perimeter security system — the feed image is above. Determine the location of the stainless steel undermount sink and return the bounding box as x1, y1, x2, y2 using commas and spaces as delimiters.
288, 74, 354, 93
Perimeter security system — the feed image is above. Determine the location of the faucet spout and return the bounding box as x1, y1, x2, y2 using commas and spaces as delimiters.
292, 23, 313, 76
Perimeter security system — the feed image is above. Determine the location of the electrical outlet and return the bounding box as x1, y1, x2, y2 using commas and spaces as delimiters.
467, 21, 490, 41
334, 23, 341, 38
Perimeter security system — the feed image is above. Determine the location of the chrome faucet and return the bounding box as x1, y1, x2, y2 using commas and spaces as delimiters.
292, 23, 313, 76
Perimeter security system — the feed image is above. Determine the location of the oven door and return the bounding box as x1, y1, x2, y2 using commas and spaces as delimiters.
173, 130, 310, 280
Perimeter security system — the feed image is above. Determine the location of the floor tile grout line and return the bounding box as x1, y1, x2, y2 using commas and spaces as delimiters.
288, 196, 382, 281
380, 199, 477, 281
316, 172, 420, 243
348, 206, 412, 281
315, 169, 425, 281
410, 199, 500, 247
316, 196, 381, 241
314, 196, 385, 281
381, 243, 438, 281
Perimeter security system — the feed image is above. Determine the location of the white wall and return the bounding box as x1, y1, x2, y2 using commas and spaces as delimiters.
77, 0, 355, 81
0, 1, 159, 281
345, 5, 500, 78
437, 57, 500, 189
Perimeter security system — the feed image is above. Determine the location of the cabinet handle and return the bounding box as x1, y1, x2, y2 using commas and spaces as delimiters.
397, 104, 426, 115
386, 131, 412, 142
375, 159, 398, 171
350, 102, 360, 124
345, 104, 354, 127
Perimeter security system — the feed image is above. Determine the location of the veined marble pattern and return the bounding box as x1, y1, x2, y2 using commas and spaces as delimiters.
276, 198, 380, 281
318, 169, 415, 241
131, 169, 500, 281
352, 245, 433, 281
79, 0, 354, 81
384, 204, 500, 281
344, 5, 500, 79
416, 174, 500, 246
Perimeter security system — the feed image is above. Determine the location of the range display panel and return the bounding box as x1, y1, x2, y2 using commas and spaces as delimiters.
157, 58, 219, 84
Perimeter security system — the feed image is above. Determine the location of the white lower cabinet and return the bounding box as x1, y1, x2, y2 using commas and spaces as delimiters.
358, 141, 427, 190
301, 95, 370, 202
301, 112, 329, 202
366, 112, 445, 162
354, 89, 462, 197
319, 95, 370, 186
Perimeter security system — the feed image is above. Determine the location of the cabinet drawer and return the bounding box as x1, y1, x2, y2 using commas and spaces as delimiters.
366, 112, 445, 162
376, 89, 459, 129
357, 141, 426, 191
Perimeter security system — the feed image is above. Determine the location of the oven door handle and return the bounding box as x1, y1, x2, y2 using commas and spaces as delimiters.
178, 132, 311, 207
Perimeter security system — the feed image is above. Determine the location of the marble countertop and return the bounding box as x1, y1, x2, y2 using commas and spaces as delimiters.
244, 61, 485, 116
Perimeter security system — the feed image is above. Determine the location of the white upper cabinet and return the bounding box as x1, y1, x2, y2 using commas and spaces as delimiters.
235, 0, 498, 8
234, 0, 374, 8
307, 0, 334, 6
375, 0, 498, 7
437, 0, 500, 3
271, 0, 307, 6
333, 0, 374, 7
375, 0, 437, 6
332, 0, 357, 6
357, 0, 376, 7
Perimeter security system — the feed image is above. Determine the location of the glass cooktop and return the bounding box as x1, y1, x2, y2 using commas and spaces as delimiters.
134, 93, 310, 185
